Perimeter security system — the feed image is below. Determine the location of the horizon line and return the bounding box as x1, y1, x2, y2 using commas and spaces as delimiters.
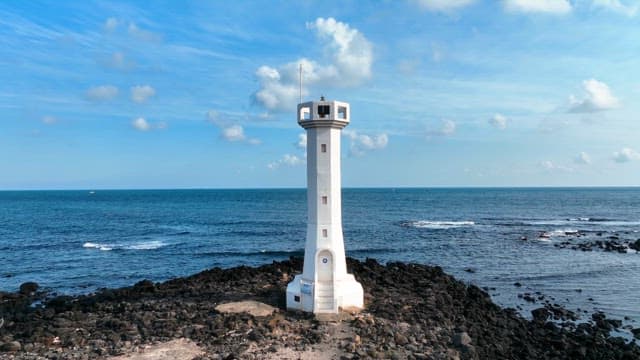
1, 185, 639, 192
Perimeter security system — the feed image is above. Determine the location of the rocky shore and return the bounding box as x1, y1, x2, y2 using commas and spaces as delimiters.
1, 257, 639, 359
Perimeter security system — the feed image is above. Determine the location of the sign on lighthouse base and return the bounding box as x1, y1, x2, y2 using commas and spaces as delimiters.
286, 98, 364, 314
286, 265, 364, 313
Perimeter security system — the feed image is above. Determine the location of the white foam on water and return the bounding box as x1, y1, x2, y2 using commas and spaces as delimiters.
125, 240, 166, 250
538, 229, 579, 238
82, 242, 113, 251
409, 220, 475, 229
529, 219, 640, 227
568, 217, 591, 222
83, 240, 166, 251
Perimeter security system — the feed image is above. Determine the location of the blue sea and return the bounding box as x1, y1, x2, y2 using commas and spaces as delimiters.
1, 188, 639, 326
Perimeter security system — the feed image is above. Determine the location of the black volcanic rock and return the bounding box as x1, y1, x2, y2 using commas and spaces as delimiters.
0, 257, 638, 359
18, 282, 38, 296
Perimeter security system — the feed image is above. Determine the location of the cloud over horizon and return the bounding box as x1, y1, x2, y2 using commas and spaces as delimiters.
489, 114, 508, 129
343, 129, 389, 156
568, 79, 619, 113
613, 147, 640, 163
254, 17, 373, 112
267, 154, 305, 169
207, 110, 260, 145
427, 119, 456, 137
574, 152, 592, 165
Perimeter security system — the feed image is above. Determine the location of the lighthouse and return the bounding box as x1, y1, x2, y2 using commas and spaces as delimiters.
286, 97, 364, 314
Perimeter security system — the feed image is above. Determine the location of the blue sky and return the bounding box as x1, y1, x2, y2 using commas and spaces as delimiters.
1, 0, 639, 189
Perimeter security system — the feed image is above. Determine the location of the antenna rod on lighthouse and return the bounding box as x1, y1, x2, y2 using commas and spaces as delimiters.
299, 63, 302, 103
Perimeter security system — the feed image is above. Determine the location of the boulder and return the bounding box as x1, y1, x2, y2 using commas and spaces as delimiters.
215, 300, 276, 317
0, 341, 22, 352
532, 308, 550, 323
19, 282, 39, 295
452, 332, 472, 347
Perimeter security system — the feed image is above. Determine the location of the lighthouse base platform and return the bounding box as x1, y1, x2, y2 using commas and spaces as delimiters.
286, 274, 364, 314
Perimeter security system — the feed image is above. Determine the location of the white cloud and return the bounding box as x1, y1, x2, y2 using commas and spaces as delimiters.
128, 23, 162, 42
268, 154, 305, 170
540, 160, 573, 172
489, 113, 508, 129
592, 0, 639, 16
86, 85, 118, 102
574, 152, 592, 165
132, 117, 151, 131
568, 79, 619, 113
428, 119, 456, 137
296, 133, 307, 150
222, 125, 246, 142
104, 17, 119, 32
42, 116, 56, 125
104, 52, 135, 71
206, 110, 260, 144
206, 110, 223, 127
308, 18, 373, 85
254, 65, 301, 111
411, 0, 475, 12
343, 129, 389, 156
254, 18, 372, 112
503, 0, 572, 14
131, 85, 156, 103
131, 117, 166, 132
612, 147, 640, 163
440, 119, 456, 135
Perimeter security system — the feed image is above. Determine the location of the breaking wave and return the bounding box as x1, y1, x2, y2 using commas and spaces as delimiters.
401, 220, 475, 229
83, 240, 167, 251
517, 218, 640, 227
82, 242, 113, 251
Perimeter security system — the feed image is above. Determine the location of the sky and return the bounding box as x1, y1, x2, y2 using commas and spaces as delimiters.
1, 0, 639, 189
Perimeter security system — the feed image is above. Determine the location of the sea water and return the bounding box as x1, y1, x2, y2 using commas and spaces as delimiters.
1, 188, 639, 325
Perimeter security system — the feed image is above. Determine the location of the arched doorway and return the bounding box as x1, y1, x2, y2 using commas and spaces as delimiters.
317, 250, 333, 282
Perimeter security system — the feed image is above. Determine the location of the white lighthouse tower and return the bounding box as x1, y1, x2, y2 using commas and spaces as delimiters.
286, 97, 364, 314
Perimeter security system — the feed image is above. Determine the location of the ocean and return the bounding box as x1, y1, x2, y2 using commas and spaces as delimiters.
1, 188, 639, 325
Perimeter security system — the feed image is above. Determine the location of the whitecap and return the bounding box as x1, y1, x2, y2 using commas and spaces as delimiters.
542, 229, 580, 238
406, 220, 475, 229
124, 240, 166, 250
83, 242, 113, 251
83, 240, 165, 251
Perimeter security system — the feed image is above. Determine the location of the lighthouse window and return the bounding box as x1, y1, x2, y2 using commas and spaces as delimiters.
318, 105, 330, 118
338, 106, 347, 119
321, 144, 327, 153
322, 196, 328, 204
322, 229, 328, 237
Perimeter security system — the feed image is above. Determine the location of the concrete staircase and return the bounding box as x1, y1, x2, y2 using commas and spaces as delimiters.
314, 281, 337, 313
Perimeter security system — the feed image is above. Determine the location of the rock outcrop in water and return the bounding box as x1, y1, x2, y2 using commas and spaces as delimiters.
1, 258, 639, 359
